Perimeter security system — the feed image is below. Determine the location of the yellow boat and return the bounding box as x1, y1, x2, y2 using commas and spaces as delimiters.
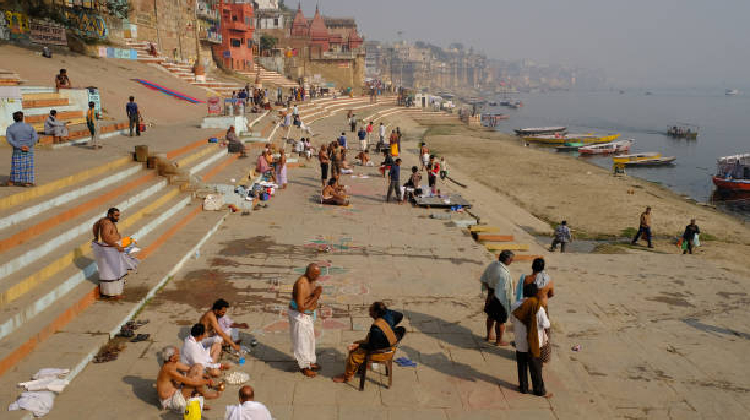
523, 133, 620, 144
613, 152, 676, 166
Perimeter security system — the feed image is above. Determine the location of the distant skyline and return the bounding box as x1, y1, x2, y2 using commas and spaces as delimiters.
292, 0, 750, 88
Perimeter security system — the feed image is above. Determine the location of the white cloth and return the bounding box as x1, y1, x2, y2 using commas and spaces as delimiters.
161, 389, 187, 413
480, 261, 513, 317
32, 368, 69, 380
219, 316, 240, 341
19, 377, 69, 392
511, 300, 550, 353
92, 241, 139, 281
288, 309, 316, 369
533, 271, 551, 289
8, 391, 55, 417
181, 336, 221, 369
379, 125, 386, 137
201, 335, 224, 347
224, 400, 273, 420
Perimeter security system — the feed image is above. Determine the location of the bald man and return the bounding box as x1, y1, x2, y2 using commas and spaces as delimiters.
223, 385, 272, 420
288, 263, 323, 378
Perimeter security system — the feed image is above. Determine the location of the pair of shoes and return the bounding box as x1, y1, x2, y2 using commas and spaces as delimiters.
300, 368, 316, 378
131, 333, 150, 342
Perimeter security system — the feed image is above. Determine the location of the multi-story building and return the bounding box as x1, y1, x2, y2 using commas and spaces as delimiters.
213, 0, 255, 70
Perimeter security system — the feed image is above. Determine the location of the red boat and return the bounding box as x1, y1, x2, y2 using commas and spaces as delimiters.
713, 154, 750, 191
712, 176, 750, 191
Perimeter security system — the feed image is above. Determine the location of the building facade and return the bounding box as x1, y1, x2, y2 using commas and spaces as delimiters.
212, 0, 255, 70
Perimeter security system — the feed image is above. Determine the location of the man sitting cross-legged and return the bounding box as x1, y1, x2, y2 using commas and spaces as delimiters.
332, 302, 406, 383
157, 346, 220, 413
199, 299, 243, 352
181, 323, 231, 378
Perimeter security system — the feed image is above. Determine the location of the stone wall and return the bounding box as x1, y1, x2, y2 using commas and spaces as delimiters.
130, 0, 199, 61
301, 55, 364, 92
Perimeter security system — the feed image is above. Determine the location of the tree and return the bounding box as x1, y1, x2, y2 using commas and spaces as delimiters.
260, 35, 278, 51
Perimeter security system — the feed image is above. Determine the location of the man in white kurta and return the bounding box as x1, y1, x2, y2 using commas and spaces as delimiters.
181, 323, 228, 377
288, 263, 322, 378
43, 111, 68, 139
224, 386, 272, 420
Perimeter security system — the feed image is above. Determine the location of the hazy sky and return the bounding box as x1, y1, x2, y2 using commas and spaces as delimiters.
297, 0, 750, 87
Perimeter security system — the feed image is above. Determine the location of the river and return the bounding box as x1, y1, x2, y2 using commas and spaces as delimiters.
488, 89, 750, 217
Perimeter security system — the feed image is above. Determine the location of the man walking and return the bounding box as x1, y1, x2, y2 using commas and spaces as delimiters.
289, 263, 322, 378
386, 158, 402, 203
549, 221, 572, 253
126, 96, 140, 136
631, 206, 653, 248
358, 126, 367, 151
480, 250, 514, 346
682, 219, 700, 254
5, 111, 39, 187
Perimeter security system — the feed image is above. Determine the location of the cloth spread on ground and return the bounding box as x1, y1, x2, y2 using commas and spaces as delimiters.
224, 400, 273, 420
161, 389, 187, 413
512, 297, 544, 357
288, 309, 316, 369
18, 377, 70, 392
32, 368, 70, 380
8, 391, 55, 417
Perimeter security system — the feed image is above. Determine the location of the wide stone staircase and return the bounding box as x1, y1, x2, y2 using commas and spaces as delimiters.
0, 72, 128, 149
0, 128, 259, 403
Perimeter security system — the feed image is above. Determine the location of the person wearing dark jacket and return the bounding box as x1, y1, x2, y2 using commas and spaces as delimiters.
332, 302, 405, 383
682, 219, 700, 254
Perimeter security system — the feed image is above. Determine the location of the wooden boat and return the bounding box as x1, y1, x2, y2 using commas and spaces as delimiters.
523, 133, 620, 145
613, 152, 676, 166
514, 126, 566, 136
666, 123, 699, 139
554, 142, 584, 152
579, 139, 633, 155
713, 154, 750, 191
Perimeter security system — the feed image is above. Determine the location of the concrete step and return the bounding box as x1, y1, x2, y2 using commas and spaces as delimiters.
0, 203, 226, 412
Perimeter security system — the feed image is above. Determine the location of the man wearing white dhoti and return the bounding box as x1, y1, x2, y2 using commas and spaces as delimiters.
91, 208, 139, 298
43, 110, 68, 144
288, 263, 322, 378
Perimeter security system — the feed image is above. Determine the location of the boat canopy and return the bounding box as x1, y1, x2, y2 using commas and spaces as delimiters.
717, 154, 750, 178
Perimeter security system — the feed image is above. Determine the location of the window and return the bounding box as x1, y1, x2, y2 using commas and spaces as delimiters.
274, 18, 279, 27
232, 15, 238, 21
231, 38, 241, 47
245, 17, 251, 26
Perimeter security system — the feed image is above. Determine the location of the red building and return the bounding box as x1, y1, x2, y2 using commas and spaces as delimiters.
289, 4, 364, 52
213, 0, 255, 70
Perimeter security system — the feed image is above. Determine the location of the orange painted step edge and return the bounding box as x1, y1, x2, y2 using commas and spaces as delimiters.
202, 154, 239, 182
0, 204, 203, 378
166, 133, 224, 160
0, 172, 156, 254
477, 235, 514, 242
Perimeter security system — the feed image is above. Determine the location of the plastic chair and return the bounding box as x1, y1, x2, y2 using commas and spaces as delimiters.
358, 345, 397, 391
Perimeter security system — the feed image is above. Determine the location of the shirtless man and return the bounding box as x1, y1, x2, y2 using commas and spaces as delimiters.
288, 263, 323, 377
157, 346, 218, 413
199, 299, 241, 352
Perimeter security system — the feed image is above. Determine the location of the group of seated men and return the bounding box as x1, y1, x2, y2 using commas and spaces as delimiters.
156, 299, 250, 414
